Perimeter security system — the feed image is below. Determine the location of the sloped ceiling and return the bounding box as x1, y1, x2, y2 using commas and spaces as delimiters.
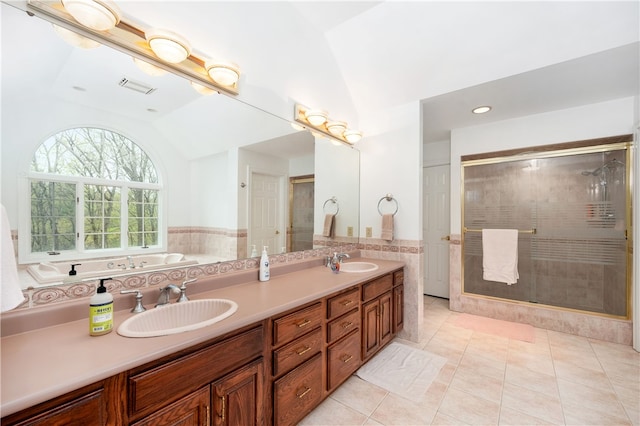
3, 0, 639, 151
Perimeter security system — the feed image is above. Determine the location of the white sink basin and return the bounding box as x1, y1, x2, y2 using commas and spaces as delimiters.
117, 299, 238, 338
340, 262, 379, 273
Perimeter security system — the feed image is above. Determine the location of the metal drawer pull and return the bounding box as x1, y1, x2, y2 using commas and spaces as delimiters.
340, 354, 353, 363
340, 300, 354, 306
297, 387, 312, 398
296, 319, 311, 328
296, 345, 312, 355
218, 396, 225, 421
341, 321, 353, 329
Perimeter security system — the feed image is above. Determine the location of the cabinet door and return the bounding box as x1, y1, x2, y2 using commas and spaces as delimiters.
380, 291, 393, 347
393, 284, 404, 333
362, 299, 380, 359
132, 386, 210, 426
327, 330, 361, 392
213, 359, 264, 426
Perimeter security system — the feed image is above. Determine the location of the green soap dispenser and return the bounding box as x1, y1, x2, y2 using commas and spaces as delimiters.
90, 278, 114, 336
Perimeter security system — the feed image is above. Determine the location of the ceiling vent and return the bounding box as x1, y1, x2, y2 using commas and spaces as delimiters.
118, 77, 156, 95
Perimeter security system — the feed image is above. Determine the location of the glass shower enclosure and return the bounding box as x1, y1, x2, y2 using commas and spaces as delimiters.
461, 141, 631, 318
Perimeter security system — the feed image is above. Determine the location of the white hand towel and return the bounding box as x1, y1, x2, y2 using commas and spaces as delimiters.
1, 204, 25, 311
322, 214, 335, 237
482, 229, 519, 285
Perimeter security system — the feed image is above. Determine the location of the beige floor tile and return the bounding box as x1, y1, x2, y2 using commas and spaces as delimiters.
363, 418, 384, 426
438, 387, 501, 425
612, 383, 640, 426
599, 357, 640, 391
298, 397, 368, 426
449, 364, 504, 403
557, 377, 631, 424
504, 363, 558, 396
431, 412, 467, 425
589, 339, 640, 366
507, 348, 556, 376
552, 359, 613, 391
457, 350, 506, 381
550, 345, 603, 372
501, 382, 564, 424
330, 376, 388, 417
369, 393, 438, 426
499, 405, 563, 426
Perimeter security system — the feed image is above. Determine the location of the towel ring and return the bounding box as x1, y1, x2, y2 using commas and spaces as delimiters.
323, 197, 339, 215
377, 193, 398, 216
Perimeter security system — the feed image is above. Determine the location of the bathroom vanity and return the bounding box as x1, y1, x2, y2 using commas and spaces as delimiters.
1, 257, 404, 425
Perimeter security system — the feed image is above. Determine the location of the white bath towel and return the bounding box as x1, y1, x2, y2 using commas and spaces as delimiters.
1, 204, 25, 311
482, 229, 519, 285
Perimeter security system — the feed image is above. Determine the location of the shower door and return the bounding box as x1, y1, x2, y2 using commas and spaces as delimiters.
462, 143, 630, 318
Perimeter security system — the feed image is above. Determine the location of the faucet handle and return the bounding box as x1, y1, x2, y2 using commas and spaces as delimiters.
120, 289, 146, 313
177, 278, 197, 303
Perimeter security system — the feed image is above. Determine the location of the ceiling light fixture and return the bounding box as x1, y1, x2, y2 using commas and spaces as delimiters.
27, 0, 240, 96
61, 0, 121, 31
472, 105, 492, 114
294, 104, 362, 146
205, 61, 240, 88
132, 57, 168, 76
53, 24, 101, 49
326, 121, 347, 136
190, 81, 217, 95
145, 28, 192, 63
304, 109, 329, 126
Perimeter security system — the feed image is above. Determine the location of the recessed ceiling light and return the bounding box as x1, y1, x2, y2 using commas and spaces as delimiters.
472, 106, 492, 114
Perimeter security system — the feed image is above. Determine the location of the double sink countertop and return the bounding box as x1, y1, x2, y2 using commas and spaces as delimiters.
1, 257, 404, 416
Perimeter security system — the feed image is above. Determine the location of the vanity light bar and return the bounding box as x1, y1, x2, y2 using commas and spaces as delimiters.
25, 0, 240, 96
294, 104, 362, 146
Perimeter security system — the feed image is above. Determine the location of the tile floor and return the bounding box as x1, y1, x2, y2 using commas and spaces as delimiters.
299, 296, 640, 425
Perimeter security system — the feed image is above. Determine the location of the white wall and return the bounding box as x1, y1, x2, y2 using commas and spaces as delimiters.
450, 97, 637, 234
423, 140, 451, 167
289, 155, 314, 177
189, 152, 230, 228
359, 101, 422, 240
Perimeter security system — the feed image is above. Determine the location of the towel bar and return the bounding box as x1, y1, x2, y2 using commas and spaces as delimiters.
463, 227, 536, 234
377, 194, 398, 216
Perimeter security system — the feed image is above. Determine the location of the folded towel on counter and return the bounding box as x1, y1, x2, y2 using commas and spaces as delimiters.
322, 214, 335, 237
482, 228, 519, 285
381, 214, 394, 241
1, 204, 24, 312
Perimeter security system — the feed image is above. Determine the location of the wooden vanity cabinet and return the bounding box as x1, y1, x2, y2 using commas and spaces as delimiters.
270, 302, 324, 426
213, 358, 264, 426
361, 275, 394, 361
393, 270, 404, 333
131, 386, 210, 426
325, 286, 362, 393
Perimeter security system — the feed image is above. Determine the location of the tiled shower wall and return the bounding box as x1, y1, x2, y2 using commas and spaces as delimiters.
168, 227, 247, 260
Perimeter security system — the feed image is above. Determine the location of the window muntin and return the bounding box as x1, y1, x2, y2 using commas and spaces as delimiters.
26, 127, 162, 259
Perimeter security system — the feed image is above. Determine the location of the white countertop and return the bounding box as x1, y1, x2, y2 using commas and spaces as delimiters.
1, 258, 404, 416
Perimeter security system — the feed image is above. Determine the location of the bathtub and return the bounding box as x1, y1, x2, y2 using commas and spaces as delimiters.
26, 253, 198, 284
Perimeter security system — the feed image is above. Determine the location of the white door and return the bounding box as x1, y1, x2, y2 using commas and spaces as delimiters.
423, 165, 450, 298
250, 172, 284, 255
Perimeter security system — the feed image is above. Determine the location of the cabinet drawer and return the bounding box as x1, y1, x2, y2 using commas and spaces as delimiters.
129, 326, 263, 418
327, 330, 361, 391
273, 327, 322, 377
326, 308, 359, 344
326, 287, 359, 320
394, 269, 404, 286
274, 354, 323, 426
272, 302, 322, 347
362, 274, 393, 301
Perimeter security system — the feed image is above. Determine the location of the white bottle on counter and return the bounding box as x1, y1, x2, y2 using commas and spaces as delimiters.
259, 246, 270, 282
250, 244, 258, 257
89, 278, 113, 336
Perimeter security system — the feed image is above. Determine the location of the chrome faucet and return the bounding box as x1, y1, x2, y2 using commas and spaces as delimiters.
127, 256, 135, 269
155, 284, 181, 307
337, 253, 351, 262
329, 252, 351, 271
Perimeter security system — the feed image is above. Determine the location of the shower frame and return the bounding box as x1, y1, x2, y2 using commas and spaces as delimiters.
460, 136, 633, 320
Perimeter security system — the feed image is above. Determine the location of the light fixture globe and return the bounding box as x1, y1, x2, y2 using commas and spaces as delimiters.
205, 61, 240, 87
343, 130, 362, 144
61, 0, 121, 31
304, 109, 328, 126
145, 29, 192, 63
53, 24, 101, 49
132, 57, 168, 76
326, 121, 347, 136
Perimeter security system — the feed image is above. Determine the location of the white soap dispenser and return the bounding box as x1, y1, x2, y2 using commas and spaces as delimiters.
259, 246, 270, 282
250, 244, 258, 257
90, 277, 114, 336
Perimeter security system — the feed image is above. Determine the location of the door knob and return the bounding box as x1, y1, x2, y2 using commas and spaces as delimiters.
440, 235, 450, 241
275, 230, 280, 235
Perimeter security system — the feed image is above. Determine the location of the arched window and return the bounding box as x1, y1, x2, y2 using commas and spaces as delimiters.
25, 127, 162, 259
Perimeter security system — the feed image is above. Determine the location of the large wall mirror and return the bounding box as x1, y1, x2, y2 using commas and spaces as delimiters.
1, 2, 360, 288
